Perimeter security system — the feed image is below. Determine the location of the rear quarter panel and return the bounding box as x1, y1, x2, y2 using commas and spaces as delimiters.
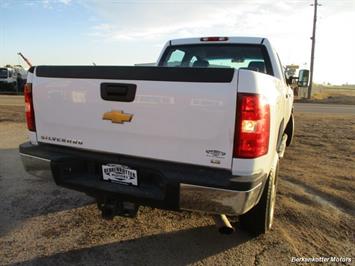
232, 69, 284, 176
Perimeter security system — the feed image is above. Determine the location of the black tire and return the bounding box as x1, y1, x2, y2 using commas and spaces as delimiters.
239, 162, 279, 236
285, 113, 294, 146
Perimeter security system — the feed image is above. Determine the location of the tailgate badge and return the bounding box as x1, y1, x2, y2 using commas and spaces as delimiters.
206, 149, 226, 158
103, 110, 133, 124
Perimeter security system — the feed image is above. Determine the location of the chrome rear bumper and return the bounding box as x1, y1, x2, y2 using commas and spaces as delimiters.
180, 182, 264, 216
20, 153, 53, 179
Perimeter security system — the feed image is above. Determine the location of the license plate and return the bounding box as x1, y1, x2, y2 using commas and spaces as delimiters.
102, 163, 138, 186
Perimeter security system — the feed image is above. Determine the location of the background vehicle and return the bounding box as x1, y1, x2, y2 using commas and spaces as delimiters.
20, 37, 305, 235
0, 67, 17, 92
0, 65, 28, 94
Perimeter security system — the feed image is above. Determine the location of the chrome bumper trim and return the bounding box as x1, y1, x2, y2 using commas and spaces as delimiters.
180, 182, 263, 216
20, 153, 53, 179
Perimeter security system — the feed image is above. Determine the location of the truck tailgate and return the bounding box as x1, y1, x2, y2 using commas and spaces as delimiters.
32, 66, 237, 169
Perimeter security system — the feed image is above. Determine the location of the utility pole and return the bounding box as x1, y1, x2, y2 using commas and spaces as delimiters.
308, 0, 321, 99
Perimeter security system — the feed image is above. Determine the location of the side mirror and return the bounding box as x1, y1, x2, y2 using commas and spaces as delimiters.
298, 69, 309, 87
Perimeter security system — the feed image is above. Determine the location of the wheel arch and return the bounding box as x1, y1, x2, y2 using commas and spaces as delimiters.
275, 119, 284, 152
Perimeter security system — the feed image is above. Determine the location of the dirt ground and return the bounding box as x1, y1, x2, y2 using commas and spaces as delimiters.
295, 85, 355, 105
0, 96, 354, 265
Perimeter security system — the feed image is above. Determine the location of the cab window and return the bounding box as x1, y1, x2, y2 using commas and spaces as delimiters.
159, 44, 273, 76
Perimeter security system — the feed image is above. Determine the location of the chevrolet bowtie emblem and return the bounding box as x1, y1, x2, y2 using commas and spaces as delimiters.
102, 110, 133, 124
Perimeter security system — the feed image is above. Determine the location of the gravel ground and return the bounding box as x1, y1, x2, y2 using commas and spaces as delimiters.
0, 96, 354, 265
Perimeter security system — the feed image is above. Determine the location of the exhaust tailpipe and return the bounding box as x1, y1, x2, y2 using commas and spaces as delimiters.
213, 214, 235, 235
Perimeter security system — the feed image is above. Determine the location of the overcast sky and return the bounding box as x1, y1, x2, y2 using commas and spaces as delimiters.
0, 0, 354, 84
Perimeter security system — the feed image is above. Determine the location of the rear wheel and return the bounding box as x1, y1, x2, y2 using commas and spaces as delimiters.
239, 161, 279, 236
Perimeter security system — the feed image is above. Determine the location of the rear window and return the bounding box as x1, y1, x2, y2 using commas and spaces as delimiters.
159, 44, 273, 75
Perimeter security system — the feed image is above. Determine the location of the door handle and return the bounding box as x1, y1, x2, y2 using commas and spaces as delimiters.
101, 83, 137, 102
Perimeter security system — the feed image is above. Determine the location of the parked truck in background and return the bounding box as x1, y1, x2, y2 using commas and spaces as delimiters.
19, 36, 302, 236
0, 67, 18, 91
0, 65, 27, 93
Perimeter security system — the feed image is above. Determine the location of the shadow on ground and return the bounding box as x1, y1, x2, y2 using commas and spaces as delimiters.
14, 225, 252, 266
0, 148, 93, 237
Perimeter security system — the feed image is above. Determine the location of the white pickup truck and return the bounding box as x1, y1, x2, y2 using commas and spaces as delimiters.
20, 36, 298, 235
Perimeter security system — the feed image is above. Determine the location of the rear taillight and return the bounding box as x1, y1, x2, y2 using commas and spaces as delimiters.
24, 83, 36, 131
234, 93, 270, 158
